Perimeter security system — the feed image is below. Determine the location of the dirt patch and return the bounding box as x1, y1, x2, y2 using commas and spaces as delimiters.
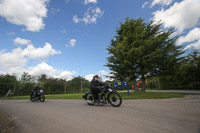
0, 112, 15, 133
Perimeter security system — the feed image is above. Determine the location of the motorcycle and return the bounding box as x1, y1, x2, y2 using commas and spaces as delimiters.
30, 90, 45, 102
83, 85, 122, 107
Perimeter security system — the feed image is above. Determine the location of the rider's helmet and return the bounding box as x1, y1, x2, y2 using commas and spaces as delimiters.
93, 75, 99, 79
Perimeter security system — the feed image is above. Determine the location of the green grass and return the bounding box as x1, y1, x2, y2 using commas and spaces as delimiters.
120, 92, 184, 99
0, 92, 184, 100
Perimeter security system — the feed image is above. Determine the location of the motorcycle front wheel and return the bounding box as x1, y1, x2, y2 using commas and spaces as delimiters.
40, 95, 45, 102
108, 92, 122, 107
30, 94, 35, 102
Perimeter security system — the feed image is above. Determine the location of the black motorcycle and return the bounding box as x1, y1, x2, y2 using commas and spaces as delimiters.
30, 90, 45, 102
83, 85, 122, 107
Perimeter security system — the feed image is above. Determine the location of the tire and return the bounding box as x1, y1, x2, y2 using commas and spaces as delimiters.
40, 95, 45, 102
108, 92, 122, 107
85, 93, 94, 105
30, 95, 34, 102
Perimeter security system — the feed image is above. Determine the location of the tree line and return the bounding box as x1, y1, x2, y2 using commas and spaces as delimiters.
0, 73, 90, 97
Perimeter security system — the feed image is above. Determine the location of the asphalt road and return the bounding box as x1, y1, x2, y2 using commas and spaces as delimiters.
0, 95, 200, 133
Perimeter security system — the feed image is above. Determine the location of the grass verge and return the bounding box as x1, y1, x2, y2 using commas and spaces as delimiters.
0, 92, 184, 100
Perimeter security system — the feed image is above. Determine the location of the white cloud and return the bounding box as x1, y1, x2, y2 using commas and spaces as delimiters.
65, 39, 76, 48
184, 40, 200, 50
84, 0, 97, 4
150, 0, 173, 7
85, 70, 113, 82
73, 15, 80, 24
22, 43, 61, 59
0, 41, 61, 71
73, 7, 104, 24
142, 2, 149, 8
56, 70, 77, 80
99, 70, 109, 76
14, 37, 31, 45
0, 0, 49, 32
0, 62, 77, 80
152, 0, 200, 33
85, 74, 95, 81
27, 62, 76, 80
70, 39, 76, 47
177, 28, 200, 45
0, 48, 27, 69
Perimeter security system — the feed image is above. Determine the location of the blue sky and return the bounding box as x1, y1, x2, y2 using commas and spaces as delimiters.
0, 0, 200, 81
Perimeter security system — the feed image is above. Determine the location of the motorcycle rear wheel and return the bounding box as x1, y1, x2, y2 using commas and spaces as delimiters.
85, 93, 94, 105
108, 92, 122, 107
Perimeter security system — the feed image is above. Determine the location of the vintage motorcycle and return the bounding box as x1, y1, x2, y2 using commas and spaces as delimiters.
30, 90, 45, 102
83, 85, 122, 107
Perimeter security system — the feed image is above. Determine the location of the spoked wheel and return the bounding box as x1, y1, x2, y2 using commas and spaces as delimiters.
40, 95, 45, 102
30, 95, 35, 102
86, 93, 94, 105
108, 92, 122, 107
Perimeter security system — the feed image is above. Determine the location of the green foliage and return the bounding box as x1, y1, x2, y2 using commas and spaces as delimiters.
159, 49, 200, 90
106, 17, 184, 91
0, 74, 17, 97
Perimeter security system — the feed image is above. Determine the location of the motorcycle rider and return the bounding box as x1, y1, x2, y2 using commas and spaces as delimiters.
32, 83, 39, 97
90, 75, 104, 103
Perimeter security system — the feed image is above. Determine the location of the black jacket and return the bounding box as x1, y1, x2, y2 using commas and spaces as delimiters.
90, 79, 104, 90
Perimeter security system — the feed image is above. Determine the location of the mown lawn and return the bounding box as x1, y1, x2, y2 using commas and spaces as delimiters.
0, 92, 184, 100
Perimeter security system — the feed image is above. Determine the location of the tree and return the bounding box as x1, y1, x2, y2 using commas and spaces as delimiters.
0, 74, 18, 97
106, 17, 184, 91
180, 50, 200, 89
19, 72, 35, 95
67, 76, 90, 93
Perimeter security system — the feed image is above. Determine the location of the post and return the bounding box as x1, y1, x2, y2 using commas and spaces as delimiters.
64, 80, 66, 94
13, 83, 16, 96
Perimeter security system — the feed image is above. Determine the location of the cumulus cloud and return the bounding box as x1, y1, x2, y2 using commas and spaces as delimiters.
184, 40, 200, 50
14, 37, 31, 45
142, 2, 149, 8
85, 74, 95, 81
177, 28, 200, 45
99, 70, 109, 76
85, 70, 113, 81
73, 7, 104, 24
0, 46, 75, 79
150, 0, 173, 7
27, 62, 77, 80
84, 0, 97, 4
22, 43, 61, 59
0, 62, 77, 80
57, 70, 77, 80
0, 0, 49, 32
65, 39, 76, 48
152, 0, 200, 33
0, 48, 27, 69
0, 40, 61, 71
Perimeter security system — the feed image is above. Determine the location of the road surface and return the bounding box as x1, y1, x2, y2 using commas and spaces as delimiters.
0, 95, 200, 133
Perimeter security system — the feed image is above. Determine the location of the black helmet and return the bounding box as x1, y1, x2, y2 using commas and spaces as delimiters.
93, 75, 99, 79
